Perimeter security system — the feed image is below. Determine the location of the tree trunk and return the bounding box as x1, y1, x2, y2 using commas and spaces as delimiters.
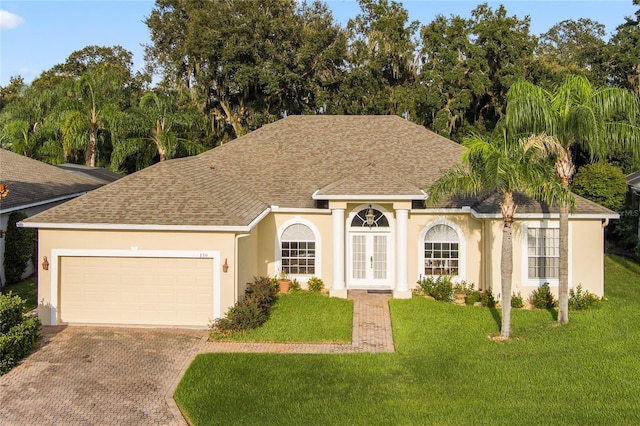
556, 149, 574, 324
558, 206, 570, 324
85, 126, 97, 167
501, 222, 513, 338
154, 120, 166, 162
500, 191, 516, 338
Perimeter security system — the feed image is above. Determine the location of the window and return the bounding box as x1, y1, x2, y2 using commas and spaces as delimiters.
527, 227, 559, 280
350, 207, 389, 227
281, 223, 316, 275
424, 224, 459, 276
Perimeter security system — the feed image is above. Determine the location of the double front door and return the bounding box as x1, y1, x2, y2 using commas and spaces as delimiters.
348, 232, 391, 288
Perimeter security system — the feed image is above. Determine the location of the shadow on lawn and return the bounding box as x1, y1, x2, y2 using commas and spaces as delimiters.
488, 304, 558, 332
489, 306, 501, 331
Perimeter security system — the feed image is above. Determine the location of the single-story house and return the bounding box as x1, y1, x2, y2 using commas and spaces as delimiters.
0, 149, 118, 287
21, 116, 617, 327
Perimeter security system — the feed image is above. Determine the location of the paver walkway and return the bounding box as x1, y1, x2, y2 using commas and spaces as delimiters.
201, 289, 394, 354
0, 290, 394, 425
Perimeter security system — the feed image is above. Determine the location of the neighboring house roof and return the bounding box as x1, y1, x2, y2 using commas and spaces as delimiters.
627, 171, 640, 192
55, 163, 122, 185
0, 149, 104, 213
465, 192, 617, 217
21, 115, 616, 228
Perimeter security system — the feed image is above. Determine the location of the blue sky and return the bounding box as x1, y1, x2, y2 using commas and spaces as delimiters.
0, 0, 637, 86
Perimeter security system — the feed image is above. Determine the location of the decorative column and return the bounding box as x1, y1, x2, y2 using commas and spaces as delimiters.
330, 208, 347, 298
394, 208, 411, 298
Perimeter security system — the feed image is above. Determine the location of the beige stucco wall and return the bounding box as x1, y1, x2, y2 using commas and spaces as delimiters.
483, 218, 606, 300
36, 229, 237, 326
256, 211, 333, 288
407, 212, 484, 289
260, 207, 486, 292
236, 226, 259, 296
35, 211, 607, 326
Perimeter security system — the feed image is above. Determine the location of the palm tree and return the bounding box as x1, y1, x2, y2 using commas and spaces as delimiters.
0, 85, 62, 161
428, 128, 563, 338
506, 74, 640, 324
110, 91, 205, 172
60, 68, 124, 167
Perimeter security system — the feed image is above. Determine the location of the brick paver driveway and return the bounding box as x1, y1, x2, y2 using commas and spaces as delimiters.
0, 291, 393, 425
0, 326, 206, 425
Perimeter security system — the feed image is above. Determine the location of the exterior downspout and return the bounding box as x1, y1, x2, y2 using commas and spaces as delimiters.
234, 233, 251, 303
467, 209, 487, 291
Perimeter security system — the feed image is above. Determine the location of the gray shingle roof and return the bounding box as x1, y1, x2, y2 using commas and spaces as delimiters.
0, 149, 104, 212
627, 170, 640, 190
22, 115, 615, 227
55, 163, 123, 184
464, 192, 617, 216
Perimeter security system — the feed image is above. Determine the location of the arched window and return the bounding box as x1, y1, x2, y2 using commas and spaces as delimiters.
350, 207, 389, 227
281, 223, 316, 275
424, 224, 460, 276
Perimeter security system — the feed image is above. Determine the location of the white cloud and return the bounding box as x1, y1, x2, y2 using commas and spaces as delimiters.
0, 10, 24, 30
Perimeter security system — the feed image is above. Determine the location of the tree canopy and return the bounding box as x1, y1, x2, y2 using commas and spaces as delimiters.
1, 0, 639, 173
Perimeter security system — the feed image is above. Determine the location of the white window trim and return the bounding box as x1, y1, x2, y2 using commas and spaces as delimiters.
275, 217, 322, 281
521, 221, 572, 288
418, 218, 466, 282
49, 248, 221, 326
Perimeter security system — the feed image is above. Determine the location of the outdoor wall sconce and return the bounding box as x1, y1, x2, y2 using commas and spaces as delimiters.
365, 205, 376, 227
42, 256, 49, 271
0, 230, 4, 238
222, 258, 229, 273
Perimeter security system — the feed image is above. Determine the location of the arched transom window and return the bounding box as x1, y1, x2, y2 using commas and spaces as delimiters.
424, 224, 459, 276
351, 207, 389, 227
281, 223, 316, 275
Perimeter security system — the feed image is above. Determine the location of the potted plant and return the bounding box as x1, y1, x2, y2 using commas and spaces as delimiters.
277, 269, 291, 293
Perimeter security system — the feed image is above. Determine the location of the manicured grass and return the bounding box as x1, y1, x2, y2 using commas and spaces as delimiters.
176, 255, 640, 425
1, 276, 37, 312
211, 291, 353, 343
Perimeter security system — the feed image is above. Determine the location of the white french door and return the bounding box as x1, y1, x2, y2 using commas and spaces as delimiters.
348, 232, 391, 288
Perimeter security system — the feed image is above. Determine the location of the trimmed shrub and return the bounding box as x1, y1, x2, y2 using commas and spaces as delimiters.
416, 276, 454, 302
244, 276, 278, 311
465, 291, 481, 305
529, 283, 556, 309
212, 276, 279, 335
511, 292, 524, 309
0, 293, 25, 334
307, 277, 324, 292
289, 278, 301, 292
569, 285, 601, 310
3, 212, 37, 284
453, 281, 474, 294
0, 315, 41, 375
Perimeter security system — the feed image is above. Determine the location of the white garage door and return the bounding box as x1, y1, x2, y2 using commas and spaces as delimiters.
59, 256, 214, 326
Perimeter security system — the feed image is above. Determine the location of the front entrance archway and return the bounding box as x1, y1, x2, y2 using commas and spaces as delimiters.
347, 205, 393, 289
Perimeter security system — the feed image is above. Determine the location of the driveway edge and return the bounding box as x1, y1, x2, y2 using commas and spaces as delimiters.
165, 332, 209, 425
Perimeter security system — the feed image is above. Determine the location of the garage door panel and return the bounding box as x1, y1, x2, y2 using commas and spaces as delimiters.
60, 256, 214, 326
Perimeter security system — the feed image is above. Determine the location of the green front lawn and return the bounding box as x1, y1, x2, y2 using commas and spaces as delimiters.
176, 255, 640, 425
1, 276, 37, 312
211, 291, 353, 343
